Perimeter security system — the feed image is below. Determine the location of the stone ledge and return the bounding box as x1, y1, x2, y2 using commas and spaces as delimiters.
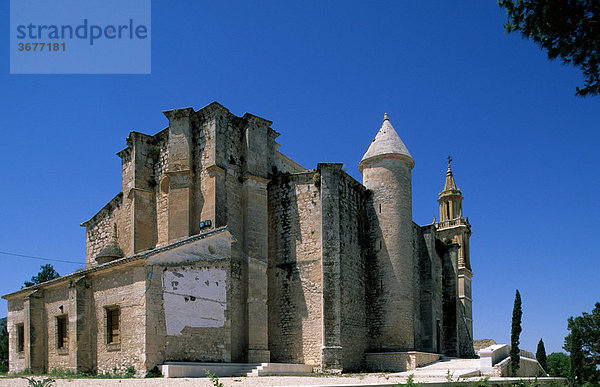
161, 362, 312, 378
364, 351, 441, 372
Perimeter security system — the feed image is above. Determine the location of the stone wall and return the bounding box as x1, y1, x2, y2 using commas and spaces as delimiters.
6, 297, 25, 372
362, 156, 415, 351
458, 302, 476, 357
5, 261, 148, 375
272, 151, 305, 175
337, 171, 369, 371
154, 129, 170, 247
492, 354, 545, 377
90, 262, 147, 374
414, 225, 431, 352
43, 284, 71, 371
83, 193, 130, 266
157, 261, 236, 362
441, 242, 459, 357
7, 102, 478, 374
145, 229, 244, 365
364, 351, 441, 372
267, 171, 322, 366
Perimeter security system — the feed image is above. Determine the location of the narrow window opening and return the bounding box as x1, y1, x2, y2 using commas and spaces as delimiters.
379, 203, 382, 213
446, 203, 450, 219
107, 307, 120, 344
16, 324, 24, 352
57, 315, 68, 349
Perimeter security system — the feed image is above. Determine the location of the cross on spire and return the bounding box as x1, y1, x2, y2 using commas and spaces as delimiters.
443, 155, 457, 191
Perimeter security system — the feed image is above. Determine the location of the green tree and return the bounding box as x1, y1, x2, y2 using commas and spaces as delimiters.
0, 320, 7, 373
498, 0, 600, 97
546, 352, 570, 378
567, 323, 585, 384
23, 264, 60, 288
564, 302, 600, 385
510, 289, 522, 376
536, 338, 547, 371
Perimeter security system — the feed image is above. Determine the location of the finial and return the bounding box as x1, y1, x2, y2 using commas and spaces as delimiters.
383, 112, 389, 121
447, 155, 453, 171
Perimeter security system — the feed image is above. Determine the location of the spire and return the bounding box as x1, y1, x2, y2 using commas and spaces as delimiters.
437, 157, 464, 223
359, 113, 414, 172
443, 155, 458, 191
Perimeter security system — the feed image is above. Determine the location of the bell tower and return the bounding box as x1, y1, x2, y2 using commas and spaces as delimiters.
435, 157, 473, 337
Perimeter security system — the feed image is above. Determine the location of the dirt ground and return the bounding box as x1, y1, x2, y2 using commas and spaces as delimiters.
0, 374, 432, 386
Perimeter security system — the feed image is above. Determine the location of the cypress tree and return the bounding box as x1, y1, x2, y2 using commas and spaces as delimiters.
568, 321, 584, 384
510, 289, 522, 376
536, 338, 547, 371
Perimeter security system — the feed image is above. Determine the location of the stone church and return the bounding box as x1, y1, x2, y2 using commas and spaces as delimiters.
3, 102, 474, 375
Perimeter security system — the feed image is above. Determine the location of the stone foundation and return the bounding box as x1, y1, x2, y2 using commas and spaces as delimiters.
364, 351, 441, 372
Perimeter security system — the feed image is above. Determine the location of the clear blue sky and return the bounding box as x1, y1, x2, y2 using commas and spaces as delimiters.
0, 1, 598, 356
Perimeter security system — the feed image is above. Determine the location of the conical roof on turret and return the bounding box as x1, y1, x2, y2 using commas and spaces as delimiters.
359, 113, 413, 172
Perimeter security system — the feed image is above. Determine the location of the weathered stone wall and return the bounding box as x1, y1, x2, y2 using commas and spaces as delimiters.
362, 156, 415, 351
43, 284, 71, 371
337, 171, 369, 371
436, 222, 473, 340
6, 297, 25, 372
267, 171, 322, 366
91, 263, 147, 374
319, 164, 343, 372
196, 110, 220, 229
458, 302, 476, 357
129, 132, 159, 253
432, 239, 444, 352
158, 261, 236, 362
120, 143, 134, 194
415, 225, 432, 352
272, 151, 305, 175
364, 351, 441, 372
84, 129, 164, 264
145, 229, 244, 365
413, 224, 444, 354
154, 129, 170, 247
83, 193, 130, 266
219, 117, 245, 258
441, 243, 459, 357
5, 262, 148, 375
7, 102, 478, 373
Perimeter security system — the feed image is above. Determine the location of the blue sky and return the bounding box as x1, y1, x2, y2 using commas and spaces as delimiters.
0, 1, 598, 356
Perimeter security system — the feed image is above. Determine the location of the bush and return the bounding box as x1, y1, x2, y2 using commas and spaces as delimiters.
546, 352, 570, 378
145, 366, 162, 378
124, 365, 135, 378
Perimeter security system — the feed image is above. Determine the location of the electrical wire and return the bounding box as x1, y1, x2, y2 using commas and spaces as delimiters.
0, 251, 82, 265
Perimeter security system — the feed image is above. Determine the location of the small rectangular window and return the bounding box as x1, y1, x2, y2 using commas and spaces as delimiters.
107, 307, 120, 344
56, 315, 68, 349
16, 324, 24, 352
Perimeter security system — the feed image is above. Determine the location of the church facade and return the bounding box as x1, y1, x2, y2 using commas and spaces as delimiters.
3, 102, 474, 374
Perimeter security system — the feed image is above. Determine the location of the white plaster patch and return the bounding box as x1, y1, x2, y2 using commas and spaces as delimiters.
162, 267, 226, 335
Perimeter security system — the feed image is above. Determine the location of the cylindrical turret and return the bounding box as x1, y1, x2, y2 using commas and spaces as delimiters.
359, 113, 415, 350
